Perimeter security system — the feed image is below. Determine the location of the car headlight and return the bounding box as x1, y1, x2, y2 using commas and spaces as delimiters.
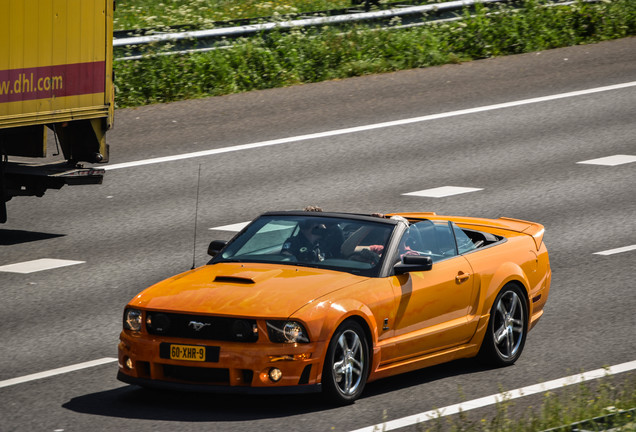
123, 308, 143, 331
267, 320, 310, 343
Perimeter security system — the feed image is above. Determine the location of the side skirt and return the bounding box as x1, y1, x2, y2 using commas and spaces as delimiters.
369, 343, 481, 382
369, 315, 491, 382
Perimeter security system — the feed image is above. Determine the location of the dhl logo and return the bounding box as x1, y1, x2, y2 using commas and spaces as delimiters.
1, 73, 64, 94
0, 61, 105, 103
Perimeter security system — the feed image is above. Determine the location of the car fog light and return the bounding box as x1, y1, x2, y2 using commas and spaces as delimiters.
125, 357, 133, 370
269, 368, 282, 382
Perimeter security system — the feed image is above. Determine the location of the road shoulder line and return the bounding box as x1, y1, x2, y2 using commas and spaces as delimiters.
349, 360, 636, 432
104, 81, 636, 171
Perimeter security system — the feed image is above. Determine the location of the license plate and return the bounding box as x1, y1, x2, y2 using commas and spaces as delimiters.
169, 344, 206, 362
159, 343, 219, 362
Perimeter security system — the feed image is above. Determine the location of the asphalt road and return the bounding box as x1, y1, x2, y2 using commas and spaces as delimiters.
1, 37, 635, 432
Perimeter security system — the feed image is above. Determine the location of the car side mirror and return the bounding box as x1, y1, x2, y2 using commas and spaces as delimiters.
394, 255, 433, 275
207, 240, 227, 257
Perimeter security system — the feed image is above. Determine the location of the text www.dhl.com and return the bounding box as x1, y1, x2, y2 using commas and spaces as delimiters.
0, 73, 63, 96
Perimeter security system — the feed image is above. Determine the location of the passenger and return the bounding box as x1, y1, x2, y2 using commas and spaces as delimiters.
359, 215, 419, 262
366, 215, 411, 256
397, 226, 423, 258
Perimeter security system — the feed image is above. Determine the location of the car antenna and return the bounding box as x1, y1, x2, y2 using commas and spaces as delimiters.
191, 164, 202, 270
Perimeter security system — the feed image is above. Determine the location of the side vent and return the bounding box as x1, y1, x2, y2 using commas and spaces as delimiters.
299, 365, 312, 385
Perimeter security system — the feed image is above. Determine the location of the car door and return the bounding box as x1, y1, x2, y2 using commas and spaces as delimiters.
383, 220, 476, 362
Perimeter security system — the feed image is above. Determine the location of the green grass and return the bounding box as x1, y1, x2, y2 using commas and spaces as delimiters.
420, 374, 636, 431
114, 0, 353, 30
114, 0, 636, 108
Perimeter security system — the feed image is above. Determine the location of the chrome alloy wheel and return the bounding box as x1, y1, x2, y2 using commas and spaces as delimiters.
492, 290, 525, 359
332, 329, 365, 396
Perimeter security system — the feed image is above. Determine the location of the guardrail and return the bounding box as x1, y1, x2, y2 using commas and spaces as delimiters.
113, 0, 506, 60
112, 0, 435, 39
113, 0, 588, 61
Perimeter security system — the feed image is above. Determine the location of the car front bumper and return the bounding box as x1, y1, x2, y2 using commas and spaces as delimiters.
117, 371, 321, 395
117, 330, 326, 394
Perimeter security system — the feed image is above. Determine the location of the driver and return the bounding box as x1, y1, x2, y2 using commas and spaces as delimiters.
282, 219, 341, 262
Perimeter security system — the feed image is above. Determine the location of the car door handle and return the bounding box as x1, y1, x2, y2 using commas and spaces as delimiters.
456, 272, 470, 283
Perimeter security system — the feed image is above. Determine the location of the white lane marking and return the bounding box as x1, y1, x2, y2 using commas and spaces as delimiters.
103, 81, 636, 171
593, 244, 636, 256
0, 358, 117, 390
403, 186, 483, 198
0, 258, 85, 274
577, 155, 636, 166
350, 360, 636, 432
209, 221, 250, 232
210, 221, 298, 233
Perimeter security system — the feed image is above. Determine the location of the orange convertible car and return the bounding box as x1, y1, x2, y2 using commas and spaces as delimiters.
118, 211, 551, 404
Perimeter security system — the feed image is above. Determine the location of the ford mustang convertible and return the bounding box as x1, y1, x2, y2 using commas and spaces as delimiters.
118, 211, 551, 404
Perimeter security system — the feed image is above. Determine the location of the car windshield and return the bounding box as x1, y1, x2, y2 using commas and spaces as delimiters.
212, 214, 396, 277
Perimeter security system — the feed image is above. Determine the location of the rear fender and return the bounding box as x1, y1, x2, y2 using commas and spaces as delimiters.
482, 262, 531, 321
468, 262, 531, 347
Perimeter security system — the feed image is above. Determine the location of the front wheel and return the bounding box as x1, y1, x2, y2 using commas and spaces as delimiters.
478, 284, 528, 366
322, 320, 370, 405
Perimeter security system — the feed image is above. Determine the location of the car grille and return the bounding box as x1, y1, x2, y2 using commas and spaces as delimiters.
146, 312, 258, 342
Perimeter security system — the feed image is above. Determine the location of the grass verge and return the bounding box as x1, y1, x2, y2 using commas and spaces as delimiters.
114, 0, 353, 30
114, 0, 636, 108
421, 373, 636, 431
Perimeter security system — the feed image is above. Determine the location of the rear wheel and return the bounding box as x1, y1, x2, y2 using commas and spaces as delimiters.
478, 284, 528, 366
322, 320, 370, 405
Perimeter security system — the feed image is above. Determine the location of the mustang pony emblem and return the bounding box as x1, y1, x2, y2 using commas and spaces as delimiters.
188, 321, 211, 331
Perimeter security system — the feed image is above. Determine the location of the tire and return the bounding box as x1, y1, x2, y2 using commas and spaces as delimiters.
478, 283, 528, 367
322, 320, 370, 405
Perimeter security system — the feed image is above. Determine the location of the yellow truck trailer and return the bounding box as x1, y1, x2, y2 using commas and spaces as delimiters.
0, 0, 114, 222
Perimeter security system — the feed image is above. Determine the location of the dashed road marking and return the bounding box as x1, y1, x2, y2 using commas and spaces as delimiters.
577, 154, 636, 166
0, 358, 117, 389
402, 186, 483, 198
593, 244, 636, 256
209, 221, 250, 232
0, 258, 85, 274
349, 360, 636, 432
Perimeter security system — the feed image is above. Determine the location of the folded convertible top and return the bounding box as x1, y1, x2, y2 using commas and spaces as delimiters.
390, 212, 546, 250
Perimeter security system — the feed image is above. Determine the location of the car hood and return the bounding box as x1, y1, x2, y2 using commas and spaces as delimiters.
128, 262, 366, 318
